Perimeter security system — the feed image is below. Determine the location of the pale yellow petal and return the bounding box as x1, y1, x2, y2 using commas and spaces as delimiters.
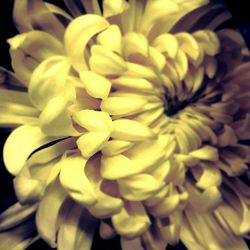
103, 0, 129, 18
101, 97, 147, 116
39, 97, 78, 137
77, 132, 110, 158
3, 125, 54, 175
72, 109, 113, 131
64, 14, 109, 72
59, 156, 97, 206
80, 70, 111, 99
111, 119, 156, 141
36, 179, 67, 247
118, 174, 165, 201
112, 202, 150, 238
96, 25, 122, 54
90, 45, 127, 75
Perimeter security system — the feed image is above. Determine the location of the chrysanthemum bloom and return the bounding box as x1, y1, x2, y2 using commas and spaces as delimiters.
1, 0, 250, 249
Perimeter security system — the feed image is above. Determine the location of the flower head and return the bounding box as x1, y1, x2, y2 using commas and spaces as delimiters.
1, 0, 250, 249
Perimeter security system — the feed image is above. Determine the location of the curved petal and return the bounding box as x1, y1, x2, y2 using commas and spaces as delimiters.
64, 14, 109, 72
3, 125, 55, 175
58, 203, 98, 250
13, 0, 65, 39
112, 202, 150, 239
59, 155, 97, 206
28, 56, 72, 110
39, 97, 79, 137
36, 179, 67, 247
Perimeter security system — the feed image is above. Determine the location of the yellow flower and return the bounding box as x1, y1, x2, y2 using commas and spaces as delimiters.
1, 0, 250, 249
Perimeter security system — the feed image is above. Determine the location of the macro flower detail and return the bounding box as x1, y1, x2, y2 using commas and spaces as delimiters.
1, 0, 250, 249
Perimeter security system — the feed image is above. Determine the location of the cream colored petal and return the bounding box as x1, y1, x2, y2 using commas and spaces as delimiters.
125, 62, 158, 80
190, 145, 218, 161
118, 174, 165, 201
169, 49, 188, 80
148, 194, 180, 218
123, 32, 149, 59
140, 0, 179, 35
175, 32, 200, 60
90, 45, 127, 75
148, 47, 166, 71
8, 31, 64, 63
111, 119, 156, 141
39, 97, 78, 137
0, 115, 38, 128
101, 140, 133, 156
36, 179, 67, 247
58, 203, 98, 250
77, 131, 110, 158
0, 203, 37, 232
101, 97, 147, 116
73, 109, 113, 131
87, 182, 123, 219
152, 33, 179, 58
112, 76, 154, 92
195, 164, 222, 189
28, 56, 71, 110
103, 0, 129, 18
3, 125, 54, 175
0, 219, 37, 250
27, 137, 76, 166
14, 175, 44, 204
59, 155, 97, 206
64, 14, 109, 72
112, 202, 150, 238
13, 0, 65, 39
96, 25, 122, 54
79, 70, 111, 99
101, 153, 164, 180
193, 30, 220, 56
187, 185, 222, 212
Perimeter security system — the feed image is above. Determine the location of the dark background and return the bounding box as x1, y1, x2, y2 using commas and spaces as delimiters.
0, 0, 249, 249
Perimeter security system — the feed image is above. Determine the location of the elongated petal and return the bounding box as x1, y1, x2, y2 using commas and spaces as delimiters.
39, 97, 78, 137
73, 109, 113, 131
97, 25, 122, 54
77, 131, 110, 158
3, 125, 54, 175
0, 203, 37, 232
59, 156, 97, 206
80, 71, 111, 99
90, 45, 127, 75
58, 204, 98, 250
118, 174, 165, 201
112, 202, 150, 238
111, 119, 156, 141
36, 179, 67, 247
28, 56, 71, 110
13, 0, 65, 39
64, 14, 109, 72
103, 0, 129, 18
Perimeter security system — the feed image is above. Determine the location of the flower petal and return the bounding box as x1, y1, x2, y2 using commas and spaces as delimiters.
39, 97, 78, 137
3, 125, 54, 175
77, 132, 110, 158
111, 119, 156, 141
36, 179, 67, 247
28, 56, 71, 110
118, 174, 165, 201
112, 202, 150, 238
64, 14, 109, 72
80, 71, 111, 99
59, 155, 97, 206
58, 203, 98, 250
